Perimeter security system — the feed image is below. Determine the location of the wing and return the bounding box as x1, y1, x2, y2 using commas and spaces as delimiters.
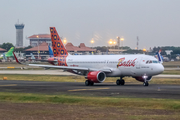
13, 52, 112, 73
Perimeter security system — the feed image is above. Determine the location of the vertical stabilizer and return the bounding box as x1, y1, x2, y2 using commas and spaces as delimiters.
30, 53, 35, 60
50, 27, 68, 66
3, 53, 7, 60
6, 47, 14, 57
50, 27, 68, 57
156, 50, 163, 63
48, 45, 54, 57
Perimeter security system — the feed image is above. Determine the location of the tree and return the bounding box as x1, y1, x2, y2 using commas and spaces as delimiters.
14, 45, 32, 53
0, 42, 14, 51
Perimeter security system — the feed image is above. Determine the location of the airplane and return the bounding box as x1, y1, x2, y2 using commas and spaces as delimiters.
13, 27, 164, 86
48, 45, 54, 57
29, 45, 54, 61
0, 47, 14, 60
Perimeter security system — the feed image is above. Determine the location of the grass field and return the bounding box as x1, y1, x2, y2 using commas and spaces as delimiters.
0, 92, 180, 110
0, 92, 180, 120
163, 61, 180, 67
1, 59, 180, 119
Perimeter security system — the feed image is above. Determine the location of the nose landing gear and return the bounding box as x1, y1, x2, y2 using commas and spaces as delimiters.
143, 74, 149, 86
143, 81, 149, 86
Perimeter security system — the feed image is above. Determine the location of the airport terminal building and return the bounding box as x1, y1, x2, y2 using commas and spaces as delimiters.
0, 48, 6, 54
28, 34, 52, 47
25, 42, 96, 59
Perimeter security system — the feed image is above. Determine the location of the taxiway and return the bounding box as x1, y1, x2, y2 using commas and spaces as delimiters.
0, 80, 180, 99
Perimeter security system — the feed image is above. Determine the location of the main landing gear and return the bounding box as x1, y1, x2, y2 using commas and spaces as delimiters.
85, 80, 94, 86
116, 77, 125, 85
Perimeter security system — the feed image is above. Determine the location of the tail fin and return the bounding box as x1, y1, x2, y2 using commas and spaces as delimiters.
50, 27, 68, 57
5, 47, 14, 57
3, 53, 7, 60
156, 50, 163, 63
48, 45, 54, 57
30, 53, 35, 60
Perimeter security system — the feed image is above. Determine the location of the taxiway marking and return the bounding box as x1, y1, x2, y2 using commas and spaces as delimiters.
68, 87, 109, 92
0, 84, 17, 87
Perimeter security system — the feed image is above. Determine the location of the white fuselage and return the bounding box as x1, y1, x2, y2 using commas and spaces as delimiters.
66, 54, 164, 77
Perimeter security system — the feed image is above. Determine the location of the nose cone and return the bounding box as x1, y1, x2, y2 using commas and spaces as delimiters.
157, 64, 164, 74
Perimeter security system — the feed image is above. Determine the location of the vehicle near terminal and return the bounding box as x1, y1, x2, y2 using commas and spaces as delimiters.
13, 27, 164, 86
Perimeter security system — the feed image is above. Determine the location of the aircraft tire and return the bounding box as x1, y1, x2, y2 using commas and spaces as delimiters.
116, 79, 120, 85
90, 81, 94, 86
143, 82, 149, 86
120, 79, 125, 85
85, 80, 90, 86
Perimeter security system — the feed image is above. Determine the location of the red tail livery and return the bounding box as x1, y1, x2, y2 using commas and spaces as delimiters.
50, 27, 68, 66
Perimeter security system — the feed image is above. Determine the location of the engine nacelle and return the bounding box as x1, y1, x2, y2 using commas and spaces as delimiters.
87, 71, 106, 83
134, 76, 152, 82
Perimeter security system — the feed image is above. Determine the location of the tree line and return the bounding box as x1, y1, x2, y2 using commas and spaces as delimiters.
0, 43, 32, 52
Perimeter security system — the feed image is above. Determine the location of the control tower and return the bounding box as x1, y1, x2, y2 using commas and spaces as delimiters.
15, 23, 25, 47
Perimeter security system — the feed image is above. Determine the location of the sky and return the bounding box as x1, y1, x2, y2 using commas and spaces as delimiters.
0, 0, 180, 49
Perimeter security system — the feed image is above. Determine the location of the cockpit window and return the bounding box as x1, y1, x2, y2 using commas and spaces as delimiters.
146, 60, 159, 64
153, 60, 160, 63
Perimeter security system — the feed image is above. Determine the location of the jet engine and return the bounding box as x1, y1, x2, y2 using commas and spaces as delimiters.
86, 71, 106, 83
134, 76, 152, 82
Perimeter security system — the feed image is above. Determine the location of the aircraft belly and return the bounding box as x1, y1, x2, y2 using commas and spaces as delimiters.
106, 69, 121, 77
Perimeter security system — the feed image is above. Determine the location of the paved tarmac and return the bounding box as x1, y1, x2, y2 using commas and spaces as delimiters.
0, 80, 180, 99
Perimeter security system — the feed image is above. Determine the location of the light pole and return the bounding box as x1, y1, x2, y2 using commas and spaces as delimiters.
120, 37, 124, 50
117, 36, 120, 50
109, 39, 113, 46
63, 38, 67, 45
37, 35, 39, 59
108, 39, 113, 54
143, 48, 147, 54
91, 38, 94, 48
113, 39, 116, 49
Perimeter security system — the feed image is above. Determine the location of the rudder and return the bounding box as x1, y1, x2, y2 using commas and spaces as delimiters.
50, 27, 68, 57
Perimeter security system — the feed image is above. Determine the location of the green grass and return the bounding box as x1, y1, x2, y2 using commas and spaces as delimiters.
0, 74, 85, 82
0, 92, 180, 110
163, 70, 180, 75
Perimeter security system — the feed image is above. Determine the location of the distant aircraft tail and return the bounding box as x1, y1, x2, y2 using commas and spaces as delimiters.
48, 45, 54, 57
6, 47, 14, 57
50, 27, 68, 57
3, 53, 7, 60
156, 50, 163, 63
30, 53, 35, 60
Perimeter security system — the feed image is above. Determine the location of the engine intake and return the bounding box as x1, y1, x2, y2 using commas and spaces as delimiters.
87, 71, 106, 83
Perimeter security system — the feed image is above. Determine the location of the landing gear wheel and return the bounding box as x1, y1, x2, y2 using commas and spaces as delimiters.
85, 80, 90, 86
116, 79, 120, 85
120, 79, 125, 85
143, 82, 149, 86
90, 81, 94, 86
116, 79, 125, 85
